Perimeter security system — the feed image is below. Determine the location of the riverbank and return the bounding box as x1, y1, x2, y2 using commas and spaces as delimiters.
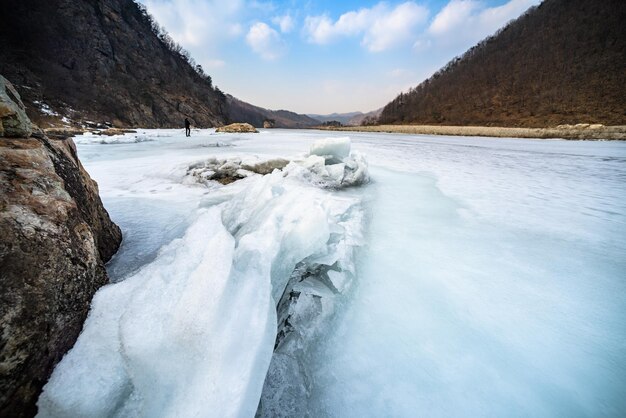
316, 124, 626, 140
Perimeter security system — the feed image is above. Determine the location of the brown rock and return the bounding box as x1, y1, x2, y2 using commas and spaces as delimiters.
0, 134, 121, 416
94, 128, 137, 136
215, 123, 258, 133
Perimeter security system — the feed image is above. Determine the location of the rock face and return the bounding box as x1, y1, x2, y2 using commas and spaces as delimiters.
216, 123, 259, 133
0, 76, 33, 138
0, 84, 121, 416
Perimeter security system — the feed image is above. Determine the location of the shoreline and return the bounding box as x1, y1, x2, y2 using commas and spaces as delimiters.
314, 124, 626, 140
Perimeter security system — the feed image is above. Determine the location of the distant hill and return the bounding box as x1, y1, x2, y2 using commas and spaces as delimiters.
346, 108, 383, 126
308, 112, 363, 125
0, 0, 228, 128
309, 108, 383, 126
227, 96, 320, 129
379, 0, 626, 127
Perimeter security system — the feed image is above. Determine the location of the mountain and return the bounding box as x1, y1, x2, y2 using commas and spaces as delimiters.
346, 108, 383, 126
227, 96, 320, 129
308, 112, 364, 125
0, 0, 228, 128
309, 108, 383, 126
379, 0, 626, 127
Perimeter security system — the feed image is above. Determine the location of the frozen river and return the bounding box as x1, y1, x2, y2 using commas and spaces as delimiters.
38, 129, 626, 417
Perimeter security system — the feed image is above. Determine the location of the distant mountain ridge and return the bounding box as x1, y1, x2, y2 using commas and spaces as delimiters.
309, 108, 382, 126
308, 112, 364, 125
380, 0, 626, 127
228, 96, 320, 129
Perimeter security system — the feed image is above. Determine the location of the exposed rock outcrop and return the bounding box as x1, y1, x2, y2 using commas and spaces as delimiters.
0, 76, 33, 138
0, 81, 121, 417
216, 123, 259, 133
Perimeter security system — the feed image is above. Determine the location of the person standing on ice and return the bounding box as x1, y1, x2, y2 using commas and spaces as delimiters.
184, 118, 191, 137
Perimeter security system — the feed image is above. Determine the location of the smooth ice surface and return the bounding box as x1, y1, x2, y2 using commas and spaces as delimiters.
37, 128, 626, 417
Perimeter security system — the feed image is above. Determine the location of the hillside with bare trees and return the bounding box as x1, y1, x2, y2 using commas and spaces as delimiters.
379, 0, 626, 127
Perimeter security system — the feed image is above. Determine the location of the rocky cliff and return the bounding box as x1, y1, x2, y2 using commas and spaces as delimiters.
0, 0, 227, 128
0, 76, 122, 417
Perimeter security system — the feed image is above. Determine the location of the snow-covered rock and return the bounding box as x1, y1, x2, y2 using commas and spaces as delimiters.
185, 138, 368, 189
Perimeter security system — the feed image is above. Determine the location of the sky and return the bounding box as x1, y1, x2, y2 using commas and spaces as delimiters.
142, 0, 542, 114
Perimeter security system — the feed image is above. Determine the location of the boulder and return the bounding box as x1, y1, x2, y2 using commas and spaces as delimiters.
0, 107, 121, 415
216, 123, 259, 133
0, 75, 33, 138
242, 158, 289, 175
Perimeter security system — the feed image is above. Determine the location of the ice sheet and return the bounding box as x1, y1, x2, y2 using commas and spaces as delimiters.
37, 128, 626, 417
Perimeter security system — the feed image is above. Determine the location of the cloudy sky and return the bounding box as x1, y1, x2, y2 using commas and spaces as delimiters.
142, 0, 541, 114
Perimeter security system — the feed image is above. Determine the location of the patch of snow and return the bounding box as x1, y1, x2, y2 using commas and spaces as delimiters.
33, 100, 60, 116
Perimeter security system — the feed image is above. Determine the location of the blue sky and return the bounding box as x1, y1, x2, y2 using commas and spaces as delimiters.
142, 0, 541, 114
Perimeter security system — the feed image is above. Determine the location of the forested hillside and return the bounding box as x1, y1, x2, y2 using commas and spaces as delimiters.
0, 0, 230, 128
227, 96, 320, 129
380, 0, 626, 127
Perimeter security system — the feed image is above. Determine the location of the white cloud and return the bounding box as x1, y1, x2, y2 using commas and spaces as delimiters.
143, 0, 245, 48
246, 22, 287, 60
365, 2, 430, 51
272, 14, 295, 33
429, 0, 479, 36
426, 0, 541, 47
304, 2, 429, 52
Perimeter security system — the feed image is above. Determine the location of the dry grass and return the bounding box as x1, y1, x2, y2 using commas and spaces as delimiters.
316, 125, 626, 140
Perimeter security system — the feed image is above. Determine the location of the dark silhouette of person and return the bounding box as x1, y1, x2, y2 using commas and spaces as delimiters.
184, 118, 191, 137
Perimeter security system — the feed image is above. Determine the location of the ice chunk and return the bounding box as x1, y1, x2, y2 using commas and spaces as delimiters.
309, 137, 351, 164
38, 209, 276, 418
300, 155, 326, 172
324, 163, 345, 182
